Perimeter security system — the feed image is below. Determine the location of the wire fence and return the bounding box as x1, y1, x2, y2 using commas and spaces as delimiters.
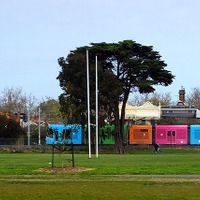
0, 138, 46, 146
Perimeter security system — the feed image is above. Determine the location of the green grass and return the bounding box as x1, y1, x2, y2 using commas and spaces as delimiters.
1, 150, 200, 199
1, 180, 200, 200
1, 150, 200, 175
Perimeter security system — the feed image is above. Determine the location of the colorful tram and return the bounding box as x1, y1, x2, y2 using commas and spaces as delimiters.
129, 125, 152, 144
46, 124, 82, 144
155, 125, 188, 145
46, 124, 200, 145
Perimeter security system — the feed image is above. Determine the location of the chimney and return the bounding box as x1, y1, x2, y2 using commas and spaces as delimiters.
179, 86, 185, 102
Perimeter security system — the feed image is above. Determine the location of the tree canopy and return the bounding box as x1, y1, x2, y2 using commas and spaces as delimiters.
186, 87, 200, 109
57, 40, 174, 153
0, 86, 37, 114
39, 97, 62, 122
0, 115, 25, 138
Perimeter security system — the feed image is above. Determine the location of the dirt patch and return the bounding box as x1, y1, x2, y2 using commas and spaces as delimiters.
38, 166, 93, 173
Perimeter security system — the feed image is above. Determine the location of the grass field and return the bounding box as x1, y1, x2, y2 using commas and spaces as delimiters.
1, 149, 200, 199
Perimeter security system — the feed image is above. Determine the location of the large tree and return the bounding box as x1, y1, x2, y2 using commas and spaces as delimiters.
0, 86, 37, 114
186, 87, 200, 109
57, 40, 174, 154
128, 91, 173, 106
57, 48, 120, 151
39, 97, 62, 122
0, 115, 25, 138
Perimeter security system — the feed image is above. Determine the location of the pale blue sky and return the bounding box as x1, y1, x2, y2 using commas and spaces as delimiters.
1, 0, 200, 101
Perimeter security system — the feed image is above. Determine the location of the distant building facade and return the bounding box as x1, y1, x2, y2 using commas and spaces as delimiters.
119, 101, 161, 124
161, 87, 196, 118
119, 87, 198, 125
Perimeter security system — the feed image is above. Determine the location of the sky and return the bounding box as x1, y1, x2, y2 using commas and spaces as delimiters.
1, 0, 200, 102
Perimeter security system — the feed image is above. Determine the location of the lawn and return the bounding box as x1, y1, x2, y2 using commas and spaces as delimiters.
0, 150, 200, 199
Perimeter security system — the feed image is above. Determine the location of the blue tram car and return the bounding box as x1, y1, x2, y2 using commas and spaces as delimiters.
46, 124, 82, 145
190, 125, 200, 145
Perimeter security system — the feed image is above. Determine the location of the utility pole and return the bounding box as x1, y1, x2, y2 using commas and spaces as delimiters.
27, 109, 30, 146
38, 106, 41, 145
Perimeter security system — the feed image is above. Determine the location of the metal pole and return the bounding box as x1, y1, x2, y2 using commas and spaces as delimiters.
71, 142, 75, 167
38, 106, 41, 145
27, 109, 30, 146
95, 55, 98, 158
86, 50, 91, 158
52, 144, 54, 167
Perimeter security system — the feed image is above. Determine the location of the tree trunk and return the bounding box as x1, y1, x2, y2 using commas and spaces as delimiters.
91, 125, 96, 154
114, 105, 126, 154
115, 89, 130, 154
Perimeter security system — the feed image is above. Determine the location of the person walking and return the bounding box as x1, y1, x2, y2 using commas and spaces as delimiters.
154, 142, 160, 153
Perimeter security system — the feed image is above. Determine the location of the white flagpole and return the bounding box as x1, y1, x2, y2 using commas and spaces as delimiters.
95, 55, 98, 158
86, 50, 91, 158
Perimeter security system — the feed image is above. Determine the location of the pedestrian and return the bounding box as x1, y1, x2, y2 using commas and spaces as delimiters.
154, 142, 160, 153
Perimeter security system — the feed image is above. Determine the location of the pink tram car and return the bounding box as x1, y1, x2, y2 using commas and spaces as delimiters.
155, 125, 188, 144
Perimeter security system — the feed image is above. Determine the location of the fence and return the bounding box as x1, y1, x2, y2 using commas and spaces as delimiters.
0, 138, 46, 146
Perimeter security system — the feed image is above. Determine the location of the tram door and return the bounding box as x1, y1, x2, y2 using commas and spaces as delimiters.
167, 130, 176, 144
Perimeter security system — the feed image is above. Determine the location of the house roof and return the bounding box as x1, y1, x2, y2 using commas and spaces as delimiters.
161, 101, 196, 118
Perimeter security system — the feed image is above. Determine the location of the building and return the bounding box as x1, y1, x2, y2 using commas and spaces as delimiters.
161, 87, 196, 118
119, 101, 161, 124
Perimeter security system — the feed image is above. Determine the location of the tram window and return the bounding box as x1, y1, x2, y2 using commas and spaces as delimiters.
141, 129, 148, 132
47, 128, 54, 138
62, 129, 72, 139
168, 131, 171, 136
55, 131, 59, 140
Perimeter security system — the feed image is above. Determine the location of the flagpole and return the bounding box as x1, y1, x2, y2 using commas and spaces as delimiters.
95, 55, 98, 158
86, 50, 91, 158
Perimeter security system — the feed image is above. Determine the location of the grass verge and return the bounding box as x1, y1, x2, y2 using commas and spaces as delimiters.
0, 150, 200, 199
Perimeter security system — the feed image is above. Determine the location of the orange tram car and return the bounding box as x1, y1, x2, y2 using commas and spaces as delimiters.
128, 124, 200, 145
